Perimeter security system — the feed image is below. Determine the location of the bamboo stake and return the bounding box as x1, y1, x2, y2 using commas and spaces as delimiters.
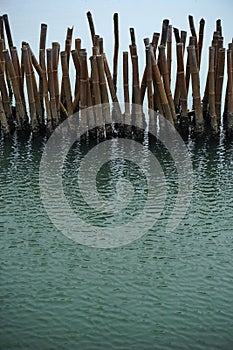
86, 11, 96, 46
158, 45, 177, 122
10, 46, 26, 114
3, 14, 13, 48
39, 48, 51, 128
79, 50, 88, 133
198, 18, 205, 69
71, 49, 80, 110
226, 48, 233, 131
176, 43, 188, 122
187, 45, 204, 131
3, 49, 26, 128
167, 25, 172, 86
39, 23, 47, 113
150, 45, 173, 124
113, 13, 119, 92
0, 60, 12, 126
123, 51, 130, 123
52, 42, 60, 113
0, 38, 13, 100
152, 32, 160, 58
22, 46, 38, 132
188, 15, 199, 65
60, 51, 73, 116
146, 46, 154, 113
160, 19, 169, 46
0, 97, 9, 134
181, 31, 187, 49
208, 46, 218, 132
215, 48, 225, 124
47, 48, 58, 125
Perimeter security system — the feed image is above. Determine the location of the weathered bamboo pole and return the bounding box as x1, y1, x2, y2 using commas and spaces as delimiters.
152, 32, 160, 58
52, 42, 60, 114
96, 54, 112, 133
0, 38, 13, 101
146, 46, 154, 113
22, 46, 38, 132
187, 45, 204, 132
90, 55, 104, 137
185, 36, 196, 95
181, 31, 187, 49
47, 48, 59, 125
188, 15, 199, 65
3, 14, 13, 48
0, 60, 12, 127
215, 48, 225, 125
0, 97, 9, 134
158, 44, 177, 122
173, 28, 181, 112
60, 51, 73, 116
113, 13, 119, 92
123, 51, 130, 124
3, 49, 27, 128
86, 11, 96, 46
198, 18, 205, 69
39, 48, 51, 129
150, 45, 173, 124
226, 48, 233, 131
39, 23, 47, 113
176, 43, 188, 123
167, 25, 172, 86
160, 19, 169, 46
71, 49, 80, 111
208, 46, 218, 132
79, 50, 88, 133
216, 19, 222, 36
10, 46, 26, 115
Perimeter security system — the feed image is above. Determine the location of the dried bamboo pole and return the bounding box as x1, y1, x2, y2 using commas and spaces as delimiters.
208, 46, 218, 132
10, 46, 26, 114
187, 45, 204, 131
47, 48, 59, 125
52, 42, 60, 114
39, 23, 47, 113
146, 46, 154, 118
90, 55, 104, 137
158, 44, 177, 122
0, 97, 9, 134
150, 45, 173, 124
181, 31, 187, 49
167, 25, 172, 85
96, 54, 112, 133
173, 28, 181, 112
79, 50, 88, 133
123, 51, 131, 124
60, 51, 73, 116
152, 32, 160, 58
71, 49, 80, 111
87, 11, 96, 46
160, 19, 169, 46
113, 13, 119, 92
224, 43, 233, 119
225, 48, 233, 131
3, 14, 13, 48
188, 15, 199, 65
3, 49, 27, 128
215, 48, 225, 124
0, 60, 12, 127
0, 38, 13, 101
185, 36, 196, 95
176, 43, 188, 123
198, 18, 205, 69
22, 46, 38, 132
39, 48, 51, 129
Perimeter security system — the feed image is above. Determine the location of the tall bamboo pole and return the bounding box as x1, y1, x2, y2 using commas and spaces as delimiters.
187, 45, 204, 131
215, 48, 225, 125
39, 48, 51, 129
52, 42, 60, 114
226, 48, 233, 131
3, 14, 13, 48
47, 48, 58, 125
71, 49, 80, 110
208, 46, 218, 132
39, 23, 47, 113
113, 13, 119, 92
176, 43, 188, 122
79, 50, 88, 133
167, 25, 172, 86
123, 51, 130, 124
60, 51, 73, 116
198, 18, 205, 69
0, 60, 12, 127
0, 97, 9, 134
86, 11, 96, 46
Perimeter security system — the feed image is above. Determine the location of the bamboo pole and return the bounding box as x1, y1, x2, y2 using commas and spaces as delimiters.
160, 19, 169, 46
176, 43, 188, 122
86, 11, 96, 46
3, 49, 26, 128
39, 23, 47, 114
150, 45, 173, 124
0, 60, 12, 127
0, 96, 9, 134
47, 48, 59, 125
187, 45, 204, 131
123, 51, 130, 124
96, 54, 112, 132
208, 46, 218, 132
113, 13, 119, 92
39, 48, 51, 129
226, 48, 233, 131
158, 44, 177, 122
60, 51, 73, 116
52, 42, 60, 114
79, 50, 88, 133
3, 14, 13, 48
188, 15, 199, 64
146, 46, 154, 116
71, 49, 80, 111
185, 36, 196, 95
215, 48, 225, 125
198, 18, 205, 69
0, 38, 13, 101
167, 25, 172, 86
22, 46, 38, 132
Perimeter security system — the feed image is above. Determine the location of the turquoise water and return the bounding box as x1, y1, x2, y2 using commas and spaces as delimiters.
1, 132, 233, 349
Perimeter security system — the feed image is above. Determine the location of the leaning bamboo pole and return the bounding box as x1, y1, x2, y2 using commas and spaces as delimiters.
86, 11, 96, 46
198, 18, 205, 69
158, 44, 177, 122
0, 60, 12, 128
60, 51, 73, 116
3, 49, 26, 128
187, 45, 204, 132
113, 13, 119, 92
3, 14, 13, 48
208, 46, 217, 132
215, 48, 225, 125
